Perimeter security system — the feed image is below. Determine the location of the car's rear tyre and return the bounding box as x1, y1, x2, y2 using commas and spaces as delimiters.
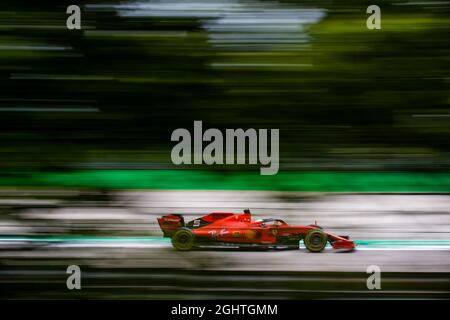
171, 228, 195, 251
304, 229, 327, 252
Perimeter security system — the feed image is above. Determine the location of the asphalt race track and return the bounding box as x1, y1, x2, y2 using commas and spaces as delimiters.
1, 190, 449, 299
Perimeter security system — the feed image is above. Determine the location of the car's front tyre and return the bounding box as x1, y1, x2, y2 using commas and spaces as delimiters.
304, 229, 327, 252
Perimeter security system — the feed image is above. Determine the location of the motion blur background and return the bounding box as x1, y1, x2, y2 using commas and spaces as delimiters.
0, 0, 449, 299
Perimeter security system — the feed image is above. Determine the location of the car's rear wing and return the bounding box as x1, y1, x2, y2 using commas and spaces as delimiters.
157, 214, 185, 237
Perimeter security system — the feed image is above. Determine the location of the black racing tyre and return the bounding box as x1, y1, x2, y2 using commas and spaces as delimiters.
304, 229, 327, 252
171, 228, 195, 251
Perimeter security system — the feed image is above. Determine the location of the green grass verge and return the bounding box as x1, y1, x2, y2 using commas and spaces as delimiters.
1, 170, 450, 192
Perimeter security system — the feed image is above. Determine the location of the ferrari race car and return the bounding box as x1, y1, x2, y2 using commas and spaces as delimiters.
157, 210, 356, 252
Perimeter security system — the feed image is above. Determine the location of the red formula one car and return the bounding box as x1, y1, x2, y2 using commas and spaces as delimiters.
158, 209, 356, 252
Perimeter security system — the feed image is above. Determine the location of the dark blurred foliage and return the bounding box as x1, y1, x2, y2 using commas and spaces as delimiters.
0, 0, 449, 170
